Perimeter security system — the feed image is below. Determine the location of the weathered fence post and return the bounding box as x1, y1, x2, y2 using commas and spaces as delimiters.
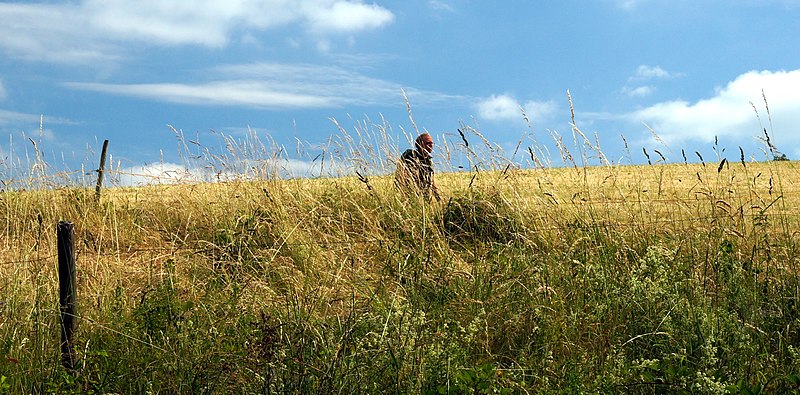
95, 139, 109, 201
57, 221, 77, 371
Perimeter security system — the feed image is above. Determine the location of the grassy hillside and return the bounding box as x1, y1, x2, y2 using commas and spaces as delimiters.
2, 157, 800, 393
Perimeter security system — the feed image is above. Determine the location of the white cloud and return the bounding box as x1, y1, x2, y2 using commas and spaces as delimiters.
0, 3, 120, 64
477, 94, 520, 121
0, 79, 6, 100
114, 157, 333, 185
623, 85, 655, 97
621, 65, 677, 98
0, 109, 77, 127
304, 1, 394, 33
630, 65, 678, 81
281, 158, 331, 178
114, 163, 200, 186
630, 69, 800, 148
0, 109, 37, 125
64, 62, 467, 110
524, 100, 559, 122
477, 94, 558, 123
64, 81, 336, 109
86, 1, 244, 47
0, 0, 395, 64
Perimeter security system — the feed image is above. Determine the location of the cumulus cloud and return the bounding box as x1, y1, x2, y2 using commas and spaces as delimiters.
114, 163, 201, 186
477, 94, 558, 123
477, 94, 520, 120
524, 100, 559, 122
0, 0, 395, 64
623, 85, 655, 97
305, 1, 394, 33
635, 65, 669, 79
629, 69, 800, 148
64, 62, 467, 110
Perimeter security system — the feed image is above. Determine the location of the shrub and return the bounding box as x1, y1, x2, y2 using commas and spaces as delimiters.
442, 189, 524, 245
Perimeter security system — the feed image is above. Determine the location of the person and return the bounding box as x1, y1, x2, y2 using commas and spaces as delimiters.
395, 133, 441, 201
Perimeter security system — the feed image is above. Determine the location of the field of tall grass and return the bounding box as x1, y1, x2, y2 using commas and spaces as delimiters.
1, 115, 800, 394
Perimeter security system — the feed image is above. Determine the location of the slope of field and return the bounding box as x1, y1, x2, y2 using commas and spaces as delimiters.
2, 159, 800, 393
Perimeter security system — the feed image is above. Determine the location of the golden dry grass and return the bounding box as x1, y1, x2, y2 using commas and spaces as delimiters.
5, 159, 799, 309
2, 158, 800, 392
3, 159, 797, 270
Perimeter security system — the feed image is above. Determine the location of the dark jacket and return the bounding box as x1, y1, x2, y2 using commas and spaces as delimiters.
395, 149, 439, 200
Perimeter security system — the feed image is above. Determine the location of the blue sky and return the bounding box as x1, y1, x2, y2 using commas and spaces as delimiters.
0, 0, 799, 182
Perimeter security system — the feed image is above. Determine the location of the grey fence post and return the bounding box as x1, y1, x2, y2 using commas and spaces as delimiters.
95, 139, 109, 201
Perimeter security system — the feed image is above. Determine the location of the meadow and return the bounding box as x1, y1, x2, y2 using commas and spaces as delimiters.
1, 121, 800, 394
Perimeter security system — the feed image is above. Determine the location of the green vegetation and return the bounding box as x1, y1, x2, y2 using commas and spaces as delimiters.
1, 125, 800, 394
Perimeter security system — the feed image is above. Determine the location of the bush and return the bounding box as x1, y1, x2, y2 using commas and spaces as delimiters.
442, 189, 524, 245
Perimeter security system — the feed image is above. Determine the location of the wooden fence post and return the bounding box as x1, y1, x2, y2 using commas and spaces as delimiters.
95, 139, 109, 201
57, 221, 77, 371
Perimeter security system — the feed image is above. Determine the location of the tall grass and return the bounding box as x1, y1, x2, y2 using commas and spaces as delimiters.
1, 108, 800, 394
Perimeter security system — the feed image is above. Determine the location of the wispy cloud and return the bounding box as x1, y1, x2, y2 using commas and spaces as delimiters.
428, 1, 456, 13
0, 3, 120, 64
0, 1, 395, 65
64, 81, 336, 109
0, 79, 6, 101
629, 69, 800, 149
476, 94, 558, 123
64, 62, 467, 110
0, 109, 77, 127
0, 109, 40, 125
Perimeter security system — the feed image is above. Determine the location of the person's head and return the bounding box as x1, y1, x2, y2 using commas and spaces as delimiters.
415, 133, 434, 155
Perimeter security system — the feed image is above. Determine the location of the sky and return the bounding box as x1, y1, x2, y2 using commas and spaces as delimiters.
0, 0, 799, 184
